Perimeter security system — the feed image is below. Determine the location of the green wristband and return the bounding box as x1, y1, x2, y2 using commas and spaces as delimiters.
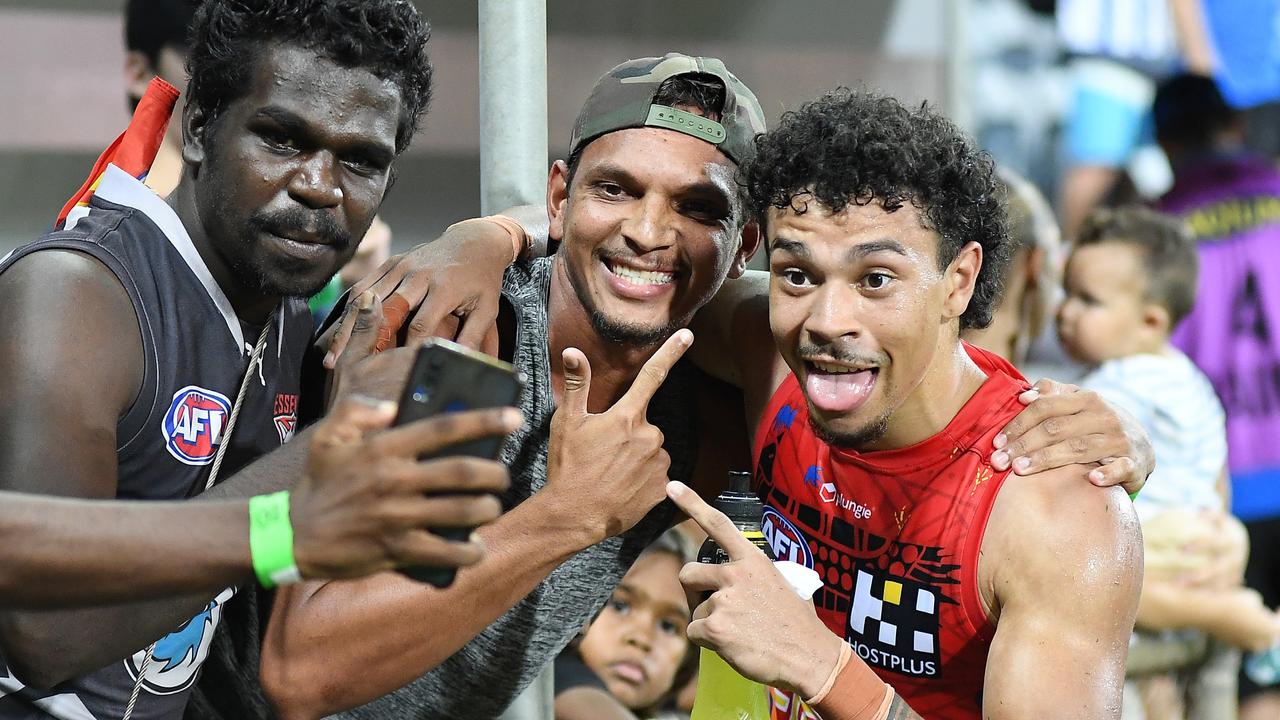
249, 491, 301, 588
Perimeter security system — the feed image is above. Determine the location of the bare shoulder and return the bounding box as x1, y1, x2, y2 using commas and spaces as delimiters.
983, 465, 1142, 613
990, 464, 1139, 546
0, 249, 134, 322
0, 249, 143, 411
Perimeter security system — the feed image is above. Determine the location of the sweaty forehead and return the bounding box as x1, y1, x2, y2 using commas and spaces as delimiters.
240, 45, 401, 134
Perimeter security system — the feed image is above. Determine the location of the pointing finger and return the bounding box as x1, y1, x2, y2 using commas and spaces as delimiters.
615, 329, 692, 416
666, 480, 758, 561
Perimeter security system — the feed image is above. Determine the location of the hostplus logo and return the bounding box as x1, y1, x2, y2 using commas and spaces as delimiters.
847, 569, 940, 678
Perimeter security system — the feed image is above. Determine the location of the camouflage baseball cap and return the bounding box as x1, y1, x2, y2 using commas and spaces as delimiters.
569, 53, 766, 165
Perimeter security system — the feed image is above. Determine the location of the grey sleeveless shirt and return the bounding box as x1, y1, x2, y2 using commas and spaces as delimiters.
335, 257, 700, 719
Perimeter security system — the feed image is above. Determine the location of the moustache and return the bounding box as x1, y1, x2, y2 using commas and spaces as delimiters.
797, 343, 884, 367
251, 208, 352, 249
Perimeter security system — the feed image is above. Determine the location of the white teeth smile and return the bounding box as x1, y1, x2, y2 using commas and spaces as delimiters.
610, 264, 674, 286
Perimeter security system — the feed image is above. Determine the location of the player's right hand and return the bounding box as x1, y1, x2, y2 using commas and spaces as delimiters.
543, 330, 691, 546
288, 395, 521, 580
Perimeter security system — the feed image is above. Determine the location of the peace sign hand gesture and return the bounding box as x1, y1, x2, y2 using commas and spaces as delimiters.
544, 330, 692, 547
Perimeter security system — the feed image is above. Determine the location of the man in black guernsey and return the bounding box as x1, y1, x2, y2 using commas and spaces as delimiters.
0, 1, 499, 719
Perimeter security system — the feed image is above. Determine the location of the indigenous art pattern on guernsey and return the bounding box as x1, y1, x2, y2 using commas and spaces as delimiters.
748, 351, 1025, 719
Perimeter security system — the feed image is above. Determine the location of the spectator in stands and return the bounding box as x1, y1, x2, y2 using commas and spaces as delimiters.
963, 168, 1063, 368
1154, 72, 1280, 720
1058, 206, 1279, 719
1055, 0, 1216, 240
554, 530, 697, 720
123, 0, 193, 197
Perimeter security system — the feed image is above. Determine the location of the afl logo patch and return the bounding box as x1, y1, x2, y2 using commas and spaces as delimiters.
762, 506, 814, 568
163, 386, 231, 465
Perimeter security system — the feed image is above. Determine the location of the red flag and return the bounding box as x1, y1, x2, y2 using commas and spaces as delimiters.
56, 76, 180, 229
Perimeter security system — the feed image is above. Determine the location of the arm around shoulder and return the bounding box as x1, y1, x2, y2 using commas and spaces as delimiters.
980, 469, 1142, 719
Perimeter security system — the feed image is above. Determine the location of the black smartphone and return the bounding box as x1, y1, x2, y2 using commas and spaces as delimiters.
392, 337, 525, 587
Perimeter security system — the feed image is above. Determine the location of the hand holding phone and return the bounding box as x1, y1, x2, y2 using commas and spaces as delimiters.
393, 338, 525, 587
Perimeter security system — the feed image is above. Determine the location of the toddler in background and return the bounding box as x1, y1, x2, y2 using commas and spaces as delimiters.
1058, 206, 1280, 719
554, 529, 698, 720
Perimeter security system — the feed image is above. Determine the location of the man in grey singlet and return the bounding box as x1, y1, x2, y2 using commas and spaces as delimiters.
261, 54, 764, 720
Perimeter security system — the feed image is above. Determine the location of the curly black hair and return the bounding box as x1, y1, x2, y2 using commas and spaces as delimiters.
186, 0, 433, 154
741, 88, 1010, 330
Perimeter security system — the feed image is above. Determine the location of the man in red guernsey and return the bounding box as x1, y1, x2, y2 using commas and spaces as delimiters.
668, 88, 1142, 719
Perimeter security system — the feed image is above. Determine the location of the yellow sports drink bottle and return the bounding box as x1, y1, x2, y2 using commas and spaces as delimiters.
691, 471, 774, 720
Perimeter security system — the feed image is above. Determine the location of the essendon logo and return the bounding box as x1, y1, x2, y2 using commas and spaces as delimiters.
762, 506, 814, 568
163, 386, 231, 465
273, 393, 298, 444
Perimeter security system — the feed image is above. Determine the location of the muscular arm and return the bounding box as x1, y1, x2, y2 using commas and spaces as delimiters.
0, 494, 249, 608
261, 492, 591, 718
980, 468, 1142, 718
0, 250, 310, 687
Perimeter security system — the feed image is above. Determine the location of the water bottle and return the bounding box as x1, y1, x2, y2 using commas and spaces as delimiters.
691, 471, 774, 720
697, 471, 771, 565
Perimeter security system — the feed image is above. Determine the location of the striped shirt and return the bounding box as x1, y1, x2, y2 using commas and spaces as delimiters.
1081, 349, 1227, 523
1057, 0, 1177, 65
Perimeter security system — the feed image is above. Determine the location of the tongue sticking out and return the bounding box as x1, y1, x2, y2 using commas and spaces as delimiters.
805, 369, 876, 414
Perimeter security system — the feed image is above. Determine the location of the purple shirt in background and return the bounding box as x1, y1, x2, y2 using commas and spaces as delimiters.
1161, 154, 1280, 520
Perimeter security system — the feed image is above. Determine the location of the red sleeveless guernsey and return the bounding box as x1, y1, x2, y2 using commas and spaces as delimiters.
752, 344, 1028, 719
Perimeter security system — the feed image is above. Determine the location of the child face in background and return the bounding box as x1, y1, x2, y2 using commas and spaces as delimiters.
579, 552, 692, 710
1057, 242, 1150, 364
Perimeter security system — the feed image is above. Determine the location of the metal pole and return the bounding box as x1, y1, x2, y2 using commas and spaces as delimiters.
482, 7, 551, 715
944, 0, 973, 134
478, 0, 548, 215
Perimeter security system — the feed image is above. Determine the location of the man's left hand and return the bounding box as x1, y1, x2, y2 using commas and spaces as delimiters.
667, 481, 842, 699
991, 379, 1154, 495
